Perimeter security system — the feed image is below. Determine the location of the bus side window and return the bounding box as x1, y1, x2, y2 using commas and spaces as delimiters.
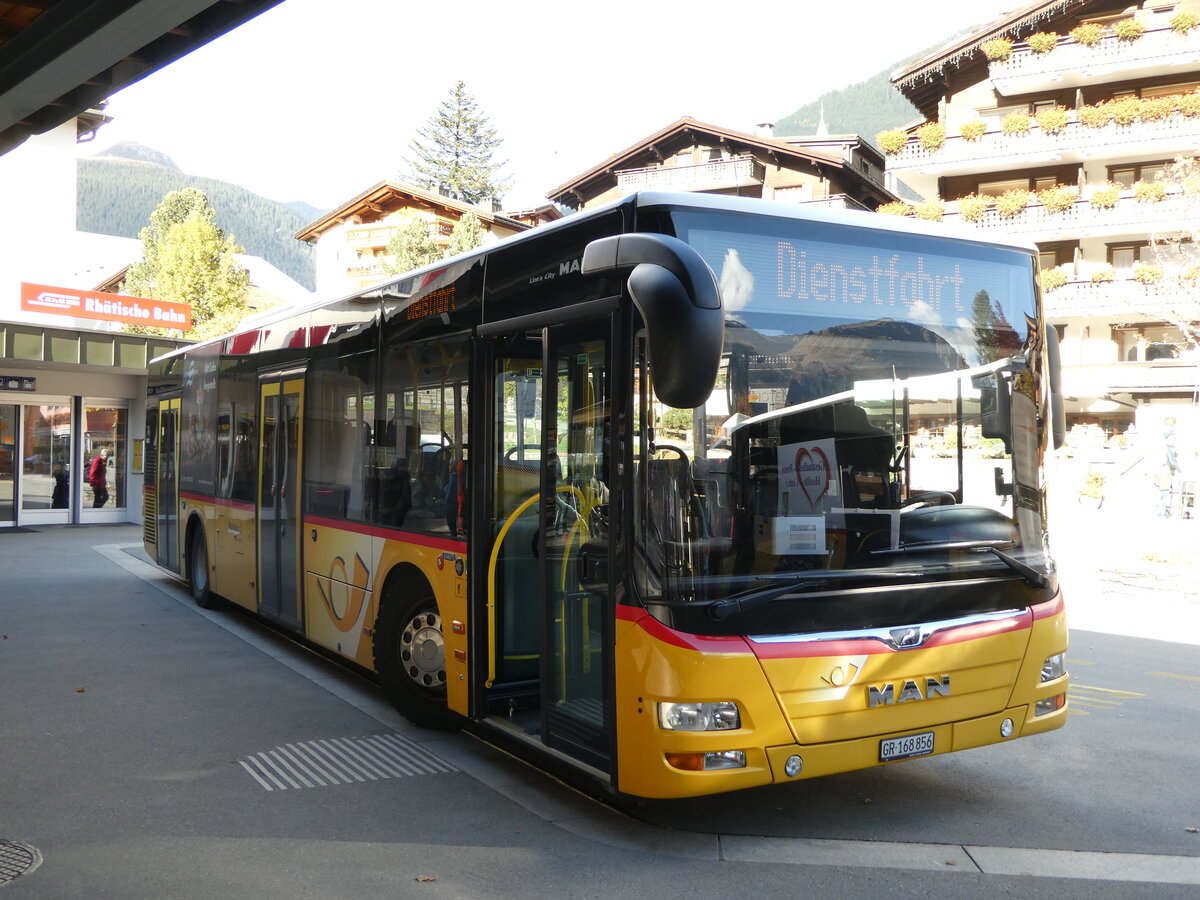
305, 347, 374, 521
379, 334, 469, 535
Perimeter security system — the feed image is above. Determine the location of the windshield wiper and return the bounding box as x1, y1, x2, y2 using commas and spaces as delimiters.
981, 545, 1050, 590
872, 539, 1048, 590
708, 570, 921, 621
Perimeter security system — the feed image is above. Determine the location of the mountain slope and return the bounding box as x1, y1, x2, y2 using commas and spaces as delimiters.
774, 66, 920, 143
78, 148, 320, 290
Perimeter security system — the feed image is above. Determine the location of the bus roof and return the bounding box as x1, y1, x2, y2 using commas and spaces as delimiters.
149, 191, 1038, 364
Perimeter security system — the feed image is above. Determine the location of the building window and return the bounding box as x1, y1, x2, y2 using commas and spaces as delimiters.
1141, 81, 1199, 99
1038, 241, 1079, 274
1107, 242, 1149, 270
978, 177, 1031, 197
1108, 160, 1170, 186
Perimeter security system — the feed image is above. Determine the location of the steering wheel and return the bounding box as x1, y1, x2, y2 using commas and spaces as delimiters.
653, 444, 689, 464
905, 491, 957, 509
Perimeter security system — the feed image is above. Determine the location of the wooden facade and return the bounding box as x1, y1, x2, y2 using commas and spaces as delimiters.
296, 181, 532, 295
547, 117, 896, 212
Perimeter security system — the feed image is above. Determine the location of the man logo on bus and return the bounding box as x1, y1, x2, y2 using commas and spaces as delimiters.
867, 676, 951, 707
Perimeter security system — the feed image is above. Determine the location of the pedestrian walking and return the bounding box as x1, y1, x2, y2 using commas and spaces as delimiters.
88, 448, 109, 508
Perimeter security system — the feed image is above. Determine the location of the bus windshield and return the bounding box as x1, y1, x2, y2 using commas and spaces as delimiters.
634, 207, 1048, 635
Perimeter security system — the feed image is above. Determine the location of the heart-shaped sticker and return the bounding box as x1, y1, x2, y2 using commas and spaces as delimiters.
795, 446, 831, 510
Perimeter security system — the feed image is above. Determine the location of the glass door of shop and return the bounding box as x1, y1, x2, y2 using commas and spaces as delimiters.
81, 404, 128, 520
0, 405, 16, 525
20, 402, 72, 524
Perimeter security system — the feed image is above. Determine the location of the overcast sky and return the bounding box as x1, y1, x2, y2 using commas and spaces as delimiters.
86, 0, 1013, 210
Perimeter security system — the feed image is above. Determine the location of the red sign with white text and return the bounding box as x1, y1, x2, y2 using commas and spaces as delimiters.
20, 282, 192, 330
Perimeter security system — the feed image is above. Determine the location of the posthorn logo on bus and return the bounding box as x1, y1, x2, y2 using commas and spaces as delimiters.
867, 676, 951, 708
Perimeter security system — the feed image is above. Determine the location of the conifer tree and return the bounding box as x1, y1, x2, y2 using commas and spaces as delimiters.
122, 187, 250, 338
405, 81, 510, 205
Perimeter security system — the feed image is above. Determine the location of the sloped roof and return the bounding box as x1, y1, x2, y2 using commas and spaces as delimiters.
546, 117, 847, 204
891, 0, 1102, 108
294, 180, 530, 242
0, 0, 283, 156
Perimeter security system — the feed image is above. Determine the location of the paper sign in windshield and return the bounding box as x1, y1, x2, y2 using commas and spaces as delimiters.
778, 438, 839, 515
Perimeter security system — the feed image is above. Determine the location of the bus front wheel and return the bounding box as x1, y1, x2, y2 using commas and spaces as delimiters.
188, 525, 221, 610
374, 577, 457, 729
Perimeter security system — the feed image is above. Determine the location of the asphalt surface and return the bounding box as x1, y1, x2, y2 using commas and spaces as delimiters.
1, 523, 1198, 898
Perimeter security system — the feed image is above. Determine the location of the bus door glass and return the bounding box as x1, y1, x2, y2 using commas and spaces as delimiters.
479, 321, 612, 774
258, 369, 305, 629
543, 323, 612, 771
156, 398, 180, 572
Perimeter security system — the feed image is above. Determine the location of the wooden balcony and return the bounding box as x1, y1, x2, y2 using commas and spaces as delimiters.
886, 112, 1200, 180
1060, 359, 1199, 398
1043, 278, 1200, 321
990, 25, 1200, 97
943, 188, 1198, 241
616, 155, 765, 193
344, 226, 395, 249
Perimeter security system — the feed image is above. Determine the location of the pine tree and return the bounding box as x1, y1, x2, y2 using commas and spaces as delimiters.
446, 210, 486, 257
122, 187, 250, 339
382, 212, 443, 275
405, 81, 510, 205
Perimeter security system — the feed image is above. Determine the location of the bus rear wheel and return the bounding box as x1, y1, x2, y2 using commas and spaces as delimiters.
374, 578, 457, 729
188, 525, 221, 610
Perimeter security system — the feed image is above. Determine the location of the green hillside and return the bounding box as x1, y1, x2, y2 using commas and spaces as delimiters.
774, 65, 920, 143
78, 145, 320, 290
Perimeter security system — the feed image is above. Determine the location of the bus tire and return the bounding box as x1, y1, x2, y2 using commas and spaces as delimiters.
373, 574, 457, 729
188, 524, 221, 610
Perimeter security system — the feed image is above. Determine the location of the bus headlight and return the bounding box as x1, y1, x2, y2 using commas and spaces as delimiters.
1040, 653, 1066, 682
658, 701, 740, 731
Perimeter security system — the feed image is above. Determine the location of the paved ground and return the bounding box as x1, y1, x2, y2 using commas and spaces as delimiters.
1, 522, 1197, 898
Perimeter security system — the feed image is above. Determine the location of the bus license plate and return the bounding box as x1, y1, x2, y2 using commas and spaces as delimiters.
880, 731, 935, 762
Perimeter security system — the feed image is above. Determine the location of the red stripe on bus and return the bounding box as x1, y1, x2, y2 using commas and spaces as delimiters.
1030, 591, 1064, 620
179, 491, 255, 512
616, 604, 752, 653
303, 515, 467, 552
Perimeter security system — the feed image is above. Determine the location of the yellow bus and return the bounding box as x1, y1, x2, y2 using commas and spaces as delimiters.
143, 192, 1069, 799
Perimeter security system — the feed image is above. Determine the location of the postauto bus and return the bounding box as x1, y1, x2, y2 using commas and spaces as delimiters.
143, 192, 1068, 799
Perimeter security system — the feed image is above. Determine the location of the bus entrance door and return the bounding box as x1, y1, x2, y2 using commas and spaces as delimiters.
154, 398, 181, 574
257, 369, 304, 630
479, 322, 612, 777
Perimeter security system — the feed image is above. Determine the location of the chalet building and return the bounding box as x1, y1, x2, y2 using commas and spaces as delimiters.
546, 117, 897, 212
882, 0, 1200, 451
295, 182, 542, 295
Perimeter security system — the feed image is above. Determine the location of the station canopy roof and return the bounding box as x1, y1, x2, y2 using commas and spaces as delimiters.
0, 0, 284, 157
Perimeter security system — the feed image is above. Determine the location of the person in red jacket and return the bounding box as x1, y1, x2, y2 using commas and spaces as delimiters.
88, 448, 109, 508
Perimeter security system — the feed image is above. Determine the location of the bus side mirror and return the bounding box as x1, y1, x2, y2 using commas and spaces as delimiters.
975, 371, 1012, 452
582, 234, 723, 410
1045, 327, 1066, 449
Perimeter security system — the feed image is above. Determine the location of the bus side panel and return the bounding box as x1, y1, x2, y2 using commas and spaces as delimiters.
302, 523, 469, 716
613, 608, 789, 799
181, 496, 218, 588
372, 534, 469, 717
304, 521, 378, 660
214, 501, 257, 610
